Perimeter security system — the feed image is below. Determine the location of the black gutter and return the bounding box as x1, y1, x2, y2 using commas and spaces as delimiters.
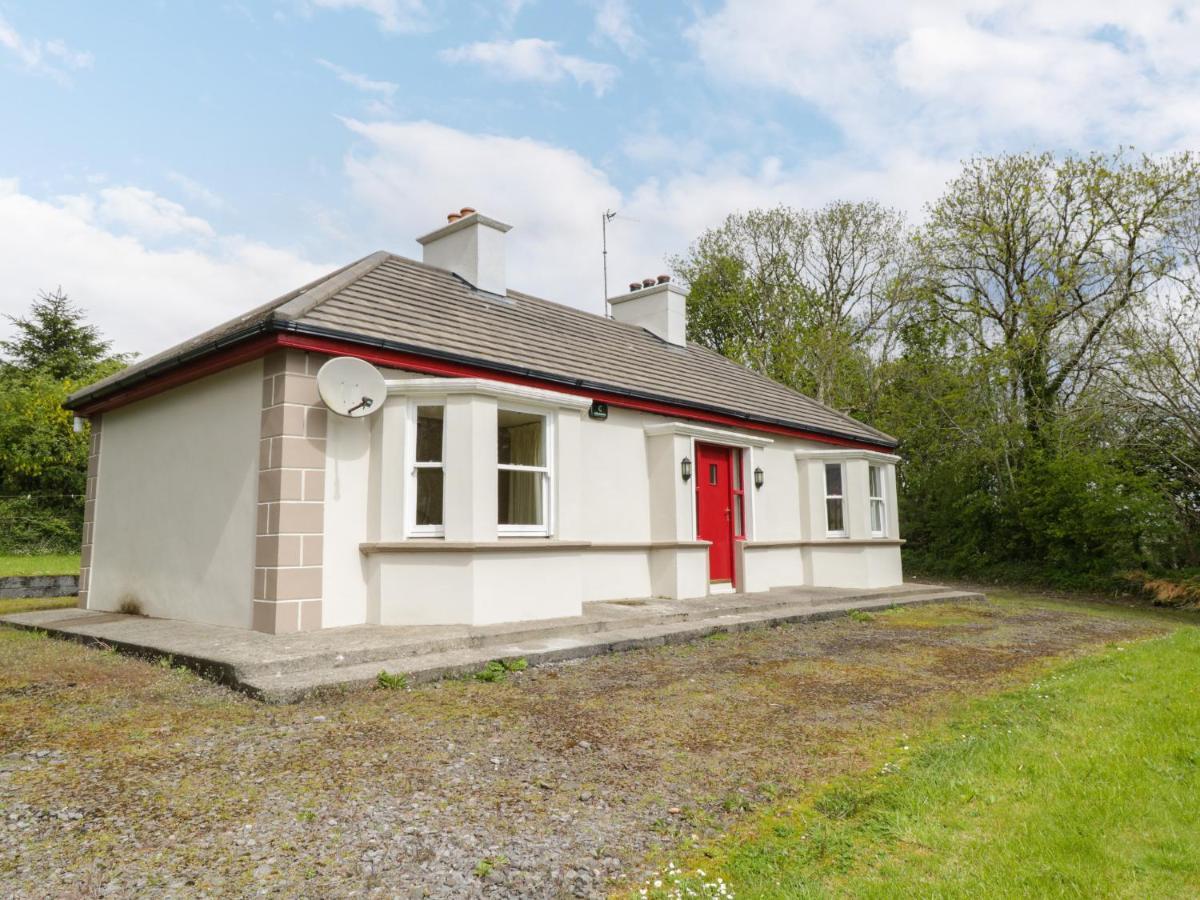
64, 319, 278, 411
67, 317, 898, 449
273, 320, 899, 449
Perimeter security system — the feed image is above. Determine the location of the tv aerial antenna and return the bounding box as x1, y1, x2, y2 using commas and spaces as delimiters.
602, 209, 639, 319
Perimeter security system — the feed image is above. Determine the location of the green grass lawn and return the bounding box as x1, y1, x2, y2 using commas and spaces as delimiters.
0, 594, 77, 615
648, 618, 1200, 898
0, 553, 80, 578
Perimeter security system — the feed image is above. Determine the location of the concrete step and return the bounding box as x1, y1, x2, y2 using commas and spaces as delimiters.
232, 585, 940, 679
239, 588, 984, 702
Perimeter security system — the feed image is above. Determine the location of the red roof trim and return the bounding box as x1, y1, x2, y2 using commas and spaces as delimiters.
277, 334, 888, 450
74, 334, 284, 416
75, 330, 888, 450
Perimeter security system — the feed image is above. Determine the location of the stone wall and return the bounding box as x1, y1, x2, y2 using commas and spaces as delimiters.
0, 575, 79, 600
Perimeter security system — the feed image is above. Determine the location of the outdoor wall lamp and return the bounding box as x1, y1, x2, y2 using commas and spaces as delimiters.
754, 466, 765, 489
681, 456, 692, 482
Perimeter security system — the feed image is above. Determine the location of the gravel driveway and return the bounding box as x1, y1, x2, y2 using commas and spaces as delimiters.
0, 594, 1162, 897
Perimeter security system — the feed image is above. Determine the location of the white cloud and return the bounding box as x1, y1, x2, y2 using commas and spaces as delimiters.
166, 172, 228, 211
0, 180, 329, 358
316, 58, 399, 99
338, 118, 951, 316
306, 0, 431, 33
497, 0, 534, 29
593, 0, 642, 56
0, 14, 92, 81
440, 38, 618, 96
687, 0, 1200, 155
90, 186, 216, 241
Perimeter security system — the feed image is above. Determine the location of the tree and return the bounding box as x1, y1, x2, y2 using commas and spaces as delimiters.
1109, 196, 1200, 548
671, 202, 912, 415
1, 288, 118, 380
918, 151, 1199, 447
0, 291, 126, 552
673, 154, 1200, 583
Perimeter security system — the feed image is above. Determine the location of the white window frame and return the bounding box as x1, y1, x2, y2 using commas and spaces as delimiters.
824, 462, 848, 538
405, 400, 445, 538
868, 464, 887, 538
497, 404, 554, 537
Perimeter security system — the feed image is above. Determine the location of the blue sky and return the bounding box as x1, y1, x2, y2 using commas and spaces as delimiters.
2, 1, 1199, 357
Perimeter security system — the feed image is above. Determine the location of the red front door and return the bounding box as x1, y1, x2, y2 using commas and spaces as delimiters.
696, 443, 739, 585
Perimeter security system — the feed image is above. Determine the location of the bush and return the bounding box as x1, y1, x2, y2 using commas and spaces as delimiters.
1119, 570, 1200, 609
0, 496, 81, 554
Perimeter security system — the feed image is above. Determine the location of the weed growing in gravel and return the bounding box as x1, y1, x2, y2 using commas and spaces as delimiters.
848, 610, 875, 623
720, 793, 752, 813
473, 658, 528, 683
376, 670, 408, 690
474, 855, 508, 877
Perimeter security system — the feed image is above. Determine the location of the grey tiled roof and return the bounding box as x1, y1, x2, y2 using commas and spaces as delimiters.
68, 252, 896, 447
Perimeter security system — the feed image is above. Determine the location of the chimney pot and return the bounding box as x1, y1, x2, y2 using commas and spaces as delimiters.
460, 206, 476, 217
609, 275, 688, 346
447, 212, 462, 223
657, 274, 670, 284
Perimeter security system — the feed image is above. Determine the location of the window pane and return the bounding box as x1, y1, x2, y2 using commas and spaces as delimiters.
869, 464, 882, 499
708, 463, 719, 485
734, 493, 745, 537
825, 463, 843, 496
498, 410, 544, 466
415, 467, 443, 526
826, 497, 845, 533
870, 498, 884, 534
498, 470, 543, 526
733, 451, 743, 488
415, 406, 444, 463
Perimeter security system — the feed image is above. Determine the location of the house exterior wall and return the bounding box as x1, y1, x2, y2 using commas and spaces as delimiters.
84, 360, 901, 634
86, 361, 263, 628
323, 376, 904, 629
77, 415, 103, 609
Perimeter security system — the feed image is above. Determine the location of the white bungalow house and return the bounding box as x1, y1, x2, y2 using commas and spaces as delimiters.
66, 210, 903, 634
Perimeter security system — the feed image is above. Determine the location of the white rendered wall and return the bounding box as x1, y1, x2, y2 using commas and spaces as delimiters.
321, 412, 373, 627
580, 407, 654, 543
804, 544, 903, 588
333, 376, 905, 628
88, 362, 262, 628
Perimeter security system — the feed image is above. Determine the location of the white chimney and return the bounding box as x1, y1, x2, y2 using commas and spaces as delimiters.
608, 276, 688, 347
416, 208, 512, 296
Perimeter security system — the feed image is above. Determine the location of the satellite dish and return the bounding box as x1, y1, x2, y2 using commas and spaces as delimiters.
316, 357, 386, 418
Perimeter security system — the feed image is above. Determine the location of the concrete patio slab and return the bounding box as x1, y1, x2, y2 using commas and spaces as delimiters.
1, 582, 984, 702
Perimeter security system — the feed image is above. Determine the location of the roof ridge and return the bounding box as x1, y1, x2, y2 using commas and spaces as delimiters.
272, 251, 392, 322
64, 252, 383, 407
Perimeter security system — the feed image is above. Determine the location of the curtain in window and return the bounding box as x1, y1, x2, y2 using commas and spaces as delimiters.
499, 420, 543, 525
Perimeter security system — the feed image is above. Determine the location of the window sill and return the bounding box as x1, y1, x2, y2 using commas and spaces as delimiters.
361, 540, 589, 554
